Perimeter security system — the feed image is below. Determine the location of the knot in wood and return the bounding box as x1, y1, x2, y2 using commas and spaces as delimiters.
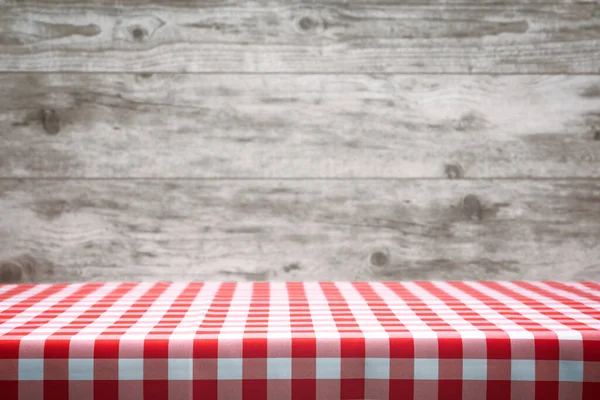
0, 261, 23, 283
463, 194, 483, 220
131, 26, 147, 41
299, 16, 317, 31
444, 164, 464, 179
294, 13, 324, 35
41, 109, 60, 135
283, 263, 301, 273
370, 250, 389, 267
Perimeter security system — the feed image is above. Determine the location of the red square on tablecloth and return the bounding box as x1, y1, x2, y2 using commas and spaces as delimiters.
193, 358, 217, 380
0, 359, 18, 380
536, 381, 559, 400
43, 380, 68, 400
536, 360, 559, 381
341, 358, 364, 379
583, 337, 600, 361
582, 382, 600, 400
144, 358, 168, 380
340, 378, 364, 399
584, 361, 600, 382
0, 339, 20, 359
438, 336, 463, 359
192, 380, 217, 398
94, 380, 118, 399
94, 339, 120, 359
439, 358, 462, 380
143, 380, 170, 400
243, 379, 268, 399
193, 338, 218, 359
291, 378, 315, 398
243, 358, 267, 379
94, 359, 118, 380
292, 357, 316, 379
44, 339, 70, 359
243, 338, 268, 358
389, 358, 413, 379
536, 338, 560, 360
144, 339, 169, 359
341, 337, 365, 358
487, 359, 511, 381
389, 336, 414, 358
438, 379, 462, 400
292, 335, 316, 358
44, 358, 68, 380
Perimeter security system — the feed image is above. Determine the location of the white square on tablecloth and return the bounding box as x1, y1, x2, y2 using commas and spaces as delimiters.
316, 358, 341, 379
463, 359, 487, 380
511, 360, 535, 381
119, 358, 144, 380
559, 361, 584, 382
218, 358, 243, 380
69, 358, 94, 380
414, 358, 438, 380
267, 358, 292, 379
365, 358, 390, 379
18, 359, 44, 381
169, 358, 193, 380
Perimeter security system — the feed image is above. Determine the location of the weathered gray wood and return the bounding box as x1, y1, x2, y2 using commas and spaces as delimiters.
0, 254, 55, 284
5, 1, 595, 5
2, 74, 600, 178
0, 2, 599, 73
0, 179, 598, 283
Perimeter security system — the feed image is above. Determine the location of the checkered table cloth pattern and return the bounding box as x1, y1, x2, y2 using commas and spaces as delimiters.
0, 281, 599, 399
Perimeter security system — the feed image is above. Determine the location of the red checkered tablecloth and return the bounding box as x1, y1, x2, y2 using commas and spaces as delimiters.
0, 281, 599, 399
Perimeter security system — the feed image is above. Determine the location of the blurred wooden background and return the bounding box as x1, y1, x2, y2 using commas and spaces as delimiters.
0, 0, 599, 283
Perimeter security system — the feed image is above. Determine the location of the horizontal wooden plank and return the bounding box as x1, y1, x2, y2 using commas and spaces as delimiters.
1, 74, 599, 178
6, 1, 594, 5
1, 179, 598, 283
1, 2, 599, 73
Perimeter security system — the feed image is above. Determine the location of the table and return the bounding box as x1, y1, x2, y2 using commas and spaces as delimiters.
0, 281, 598, 399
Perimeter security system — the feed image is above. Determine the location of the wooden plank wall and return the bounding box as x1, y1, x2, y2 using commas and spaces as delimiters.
0, 0, 599, 283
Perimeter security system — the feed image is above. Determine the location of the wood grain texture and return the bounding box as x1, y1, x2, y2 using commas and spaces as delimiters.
1, 1, 599, 73
0, 179, 598, 283
0, 254, 55, 284
2, 74, 600, 178
6, 1, 597, 5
